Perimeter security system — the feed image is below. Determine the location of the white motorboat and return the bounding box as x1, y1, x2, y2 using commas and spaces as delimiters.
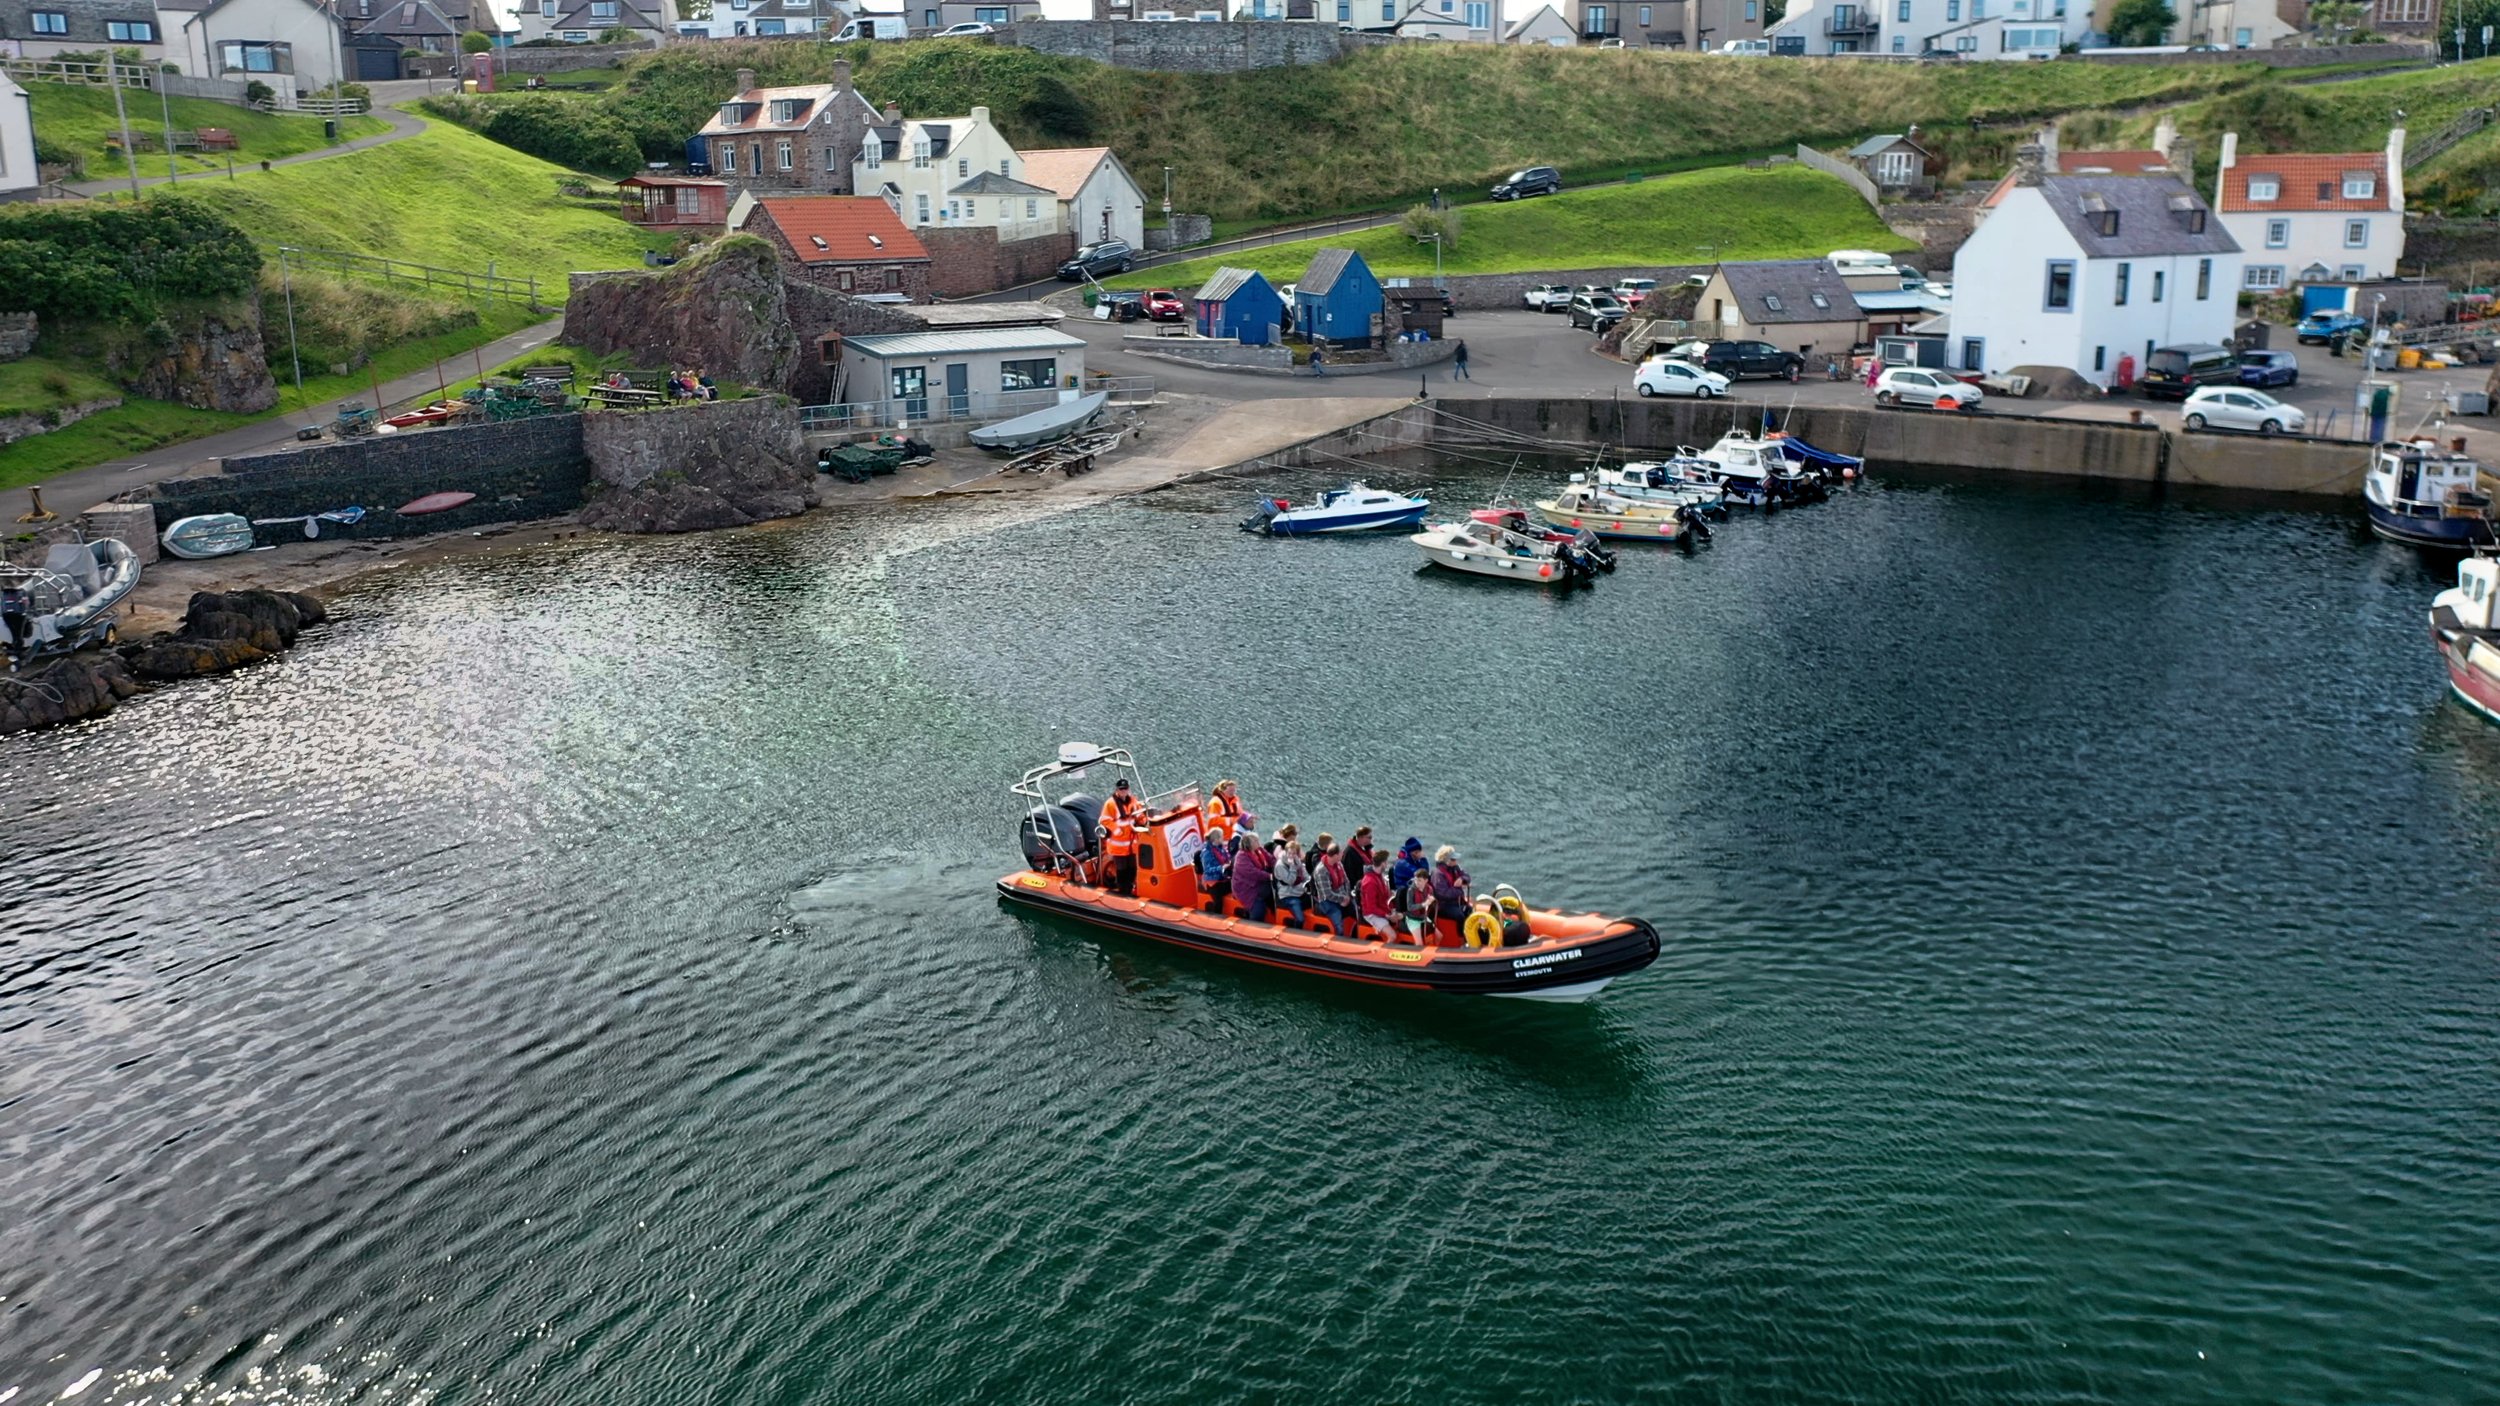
2, 538, 141, 667
1687, 432, 1829, 507
1533, 481, 1708, 550
1243, 482, 1431, 536
1590, 463, 1729, 517
1409, 517, 1604, 586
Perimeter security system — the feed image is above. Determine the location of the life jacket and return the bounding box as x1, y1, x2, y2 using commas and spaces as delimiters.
1204, 791, 1237, 842
1099, 795, 1141, 857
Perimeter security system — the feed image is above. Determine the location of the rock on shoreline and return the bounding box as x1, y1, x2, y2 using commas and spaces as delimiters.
0, 588, 328, 736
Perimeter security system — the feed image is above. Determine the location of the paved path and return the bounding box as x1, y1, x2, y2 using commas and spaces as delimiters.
2, 315, 565, 525
65, 97, 428, 200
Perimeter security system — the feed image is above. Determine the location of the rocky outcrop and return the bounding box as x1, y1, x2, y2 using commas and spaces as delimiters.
578, 396, 819, 534
565, 238, 802, 397
0, 653, 144, 736
1, 589, 327, 735
113, 309, 281, 413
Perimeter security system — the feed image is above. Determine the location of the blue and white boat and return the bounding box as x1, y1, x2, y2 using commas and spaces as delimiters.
1765, 432, 1863, 478
1243, 482, 1430, 536
2363, 438, 2495, 550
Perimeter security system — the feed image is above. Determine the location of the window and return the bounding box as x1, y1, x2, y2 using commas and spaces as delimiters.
1891, 35, 1904, 49
2094, 345, 2106, 371
1946, 0, 1957, 16
1745, 0, 1756, 15
1585, 3, 1607, 30
885, 267, 902, 290
107, 19, 156, 40
775, 139, 792, 170
2152, 270, 2164, 302
590, 0, 617, 16
1000, 358, 1057, 391
1896, 0, 1909, 18
1762, 293, 1784, 312
2196, 258, 2211, 299
2006, 25, 2058, 46
1962, 337, 1984, 371
957, 158, 969, 177
2044, 259, 2074, 310
718, 143, 736, 173
2232, 25, 2249, 44
2243, 265, 2285, 290
29, 9, 66, 32
1338, 0, 1350, 16
2265, 218, 2289, 247
863, 140, 880, 170
2340, 263, 2365, 280
1467, 0, 1487, 23
946, 200, 958, 219
2345, 218, 2369, 247
2248, 177, 2279, 201
827, 146, 841, 172
1382, 0, 1394, 19
1955, 34, 1977, 49
915, 192, 930, 223
2343, 173, 2376, 199
998, 160, 1010, 176
217, 40, 293, 72
912, 139, 929, 169
837, 269, 854, 291
541, 0, 555, 13
562, 29, 589, 39
1810, 291, 1830, 309
1025, 198, 1038, 218
975, 3, 1009, 16
2381, 0, 2428, 17
1638, 4, 1651, 21
2114, 262, 2130, 305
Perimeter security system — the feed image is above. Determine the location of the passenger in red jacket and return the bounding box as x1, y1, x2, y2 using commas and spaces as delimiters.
1357, 855, 1397, 943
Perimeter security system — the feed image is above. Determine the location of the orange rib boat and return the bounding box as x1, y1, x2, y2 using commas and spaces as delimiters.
998, 744, 1661, 1002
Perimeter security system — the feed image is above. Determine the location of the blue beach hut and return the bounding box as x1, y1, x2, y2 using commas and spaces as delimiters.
1293, 248, 1384, 347
1195, 268, 1285, 346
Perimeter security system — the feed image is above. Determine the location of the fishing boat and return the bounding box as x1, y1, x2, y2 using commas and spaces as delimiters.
1469, 504, 1618, 571
1694, 431, 1829, 505
2428, 556, 2500, 724
970, 391, 1108, 451
998, 743, 1661, 1001
1588, 462, 1730, 518
1, 538, 141, 667
1762, 430, 1863, 480
1533, 480, 1709, 550
1413, 514, 1606, 586
160, 513, 256, 560
1242, 482, 1430, 536
2363, 438, 2495, 550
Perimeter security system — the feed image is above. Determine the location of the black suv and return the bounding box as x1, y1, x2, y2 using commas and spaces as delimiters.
1056, 239, 1134, 281
1490, 165, 1562, 201
1567, 292, 1626, 332
1698, 339, 1804, 381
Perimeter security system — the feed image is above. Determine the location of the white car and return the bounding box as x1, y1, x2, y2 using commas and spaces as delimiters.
2181, 386, 2306, 435
1873, 366, 1984, 410
1521, 283, 1572, 312
1634, 358, 1731, 399
933, 21, 994, 34
1613, 277, 1657, 307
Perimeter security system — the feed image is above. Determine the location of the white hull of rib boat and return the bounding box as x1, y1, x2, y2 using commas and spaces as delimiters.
1486, 977, 1614, 1002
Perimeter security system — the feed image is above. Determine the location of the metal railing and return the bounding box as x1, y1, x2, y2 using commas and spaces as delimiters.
2407, 106, 2494, 171
797, 376, 1156, 431
1823, 12, 1879, 33
274, 245, 544, 307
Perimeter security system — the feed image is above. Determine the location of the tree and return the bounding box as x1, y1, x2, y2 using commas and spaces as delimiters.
1400, 202, 1462, 251
460, 28, 492, 51
678, 0, 712, 16
2105, 0, 2176, 44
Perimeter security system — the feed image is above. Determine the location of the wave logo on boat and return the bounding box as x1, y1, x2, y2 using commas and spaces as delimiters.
1511, 948, 1584, 972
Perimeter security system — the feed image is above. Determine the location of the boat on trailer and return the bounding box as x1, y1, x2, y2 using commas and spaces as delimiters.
2, 538, 141, 668
997, 743, 1661, 1001
2364, 438, 2495, 550
971, 391, 1109, 451
1243, 482, 1430, 536
2429, 556, 2500, 725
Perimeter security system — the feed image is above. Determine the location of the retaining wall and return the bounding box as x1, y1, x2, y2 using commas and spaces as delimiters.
994, 20, 1359, 71
497, 42, 653, 73
1145, 215, 1213, 252
157, 414, 590, 539
2072, 42, 2430, 66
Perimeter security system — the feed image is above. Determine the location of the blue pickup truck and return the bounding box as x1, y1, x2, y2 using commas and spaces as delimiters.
2295, 311, 2369, 345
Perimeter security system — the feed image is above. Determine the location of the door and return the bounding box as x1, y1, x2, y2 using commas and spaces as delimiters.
1962, 337, 1984, 372
891, 366, 927, 422
944, 363, 969, 419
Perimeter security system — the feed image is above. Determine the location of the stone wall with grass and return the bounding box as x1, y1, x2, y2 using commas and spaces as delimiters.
155, 415, 591, 539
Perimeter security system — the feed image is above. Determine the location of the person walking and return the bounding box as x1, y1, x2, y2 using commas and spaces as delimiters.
1452, 340, 1470, 381
1309, 344, 1326, 378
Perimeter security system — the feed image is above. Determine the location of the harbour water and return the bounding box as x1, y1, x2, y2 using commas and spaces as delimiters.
4, 463, 2497, 1403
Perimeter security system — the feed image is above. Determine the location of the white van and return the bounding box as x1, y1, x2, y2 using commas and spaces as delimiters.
1720, 37, 1770, 54
1827, 249, 1902, 278
831, 15, 908, 39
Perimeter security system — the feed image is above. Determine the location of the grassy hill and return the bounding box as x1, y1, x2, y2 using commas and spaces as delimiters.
569, 40, 2268, 222
24, 83, 389, 177
1105, 165, 1903, 290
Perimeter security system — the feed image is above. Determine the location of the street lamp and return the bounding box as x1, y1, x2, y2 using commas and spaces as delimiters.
1161, 164, 1172, 219
1415, 229, 1443, 287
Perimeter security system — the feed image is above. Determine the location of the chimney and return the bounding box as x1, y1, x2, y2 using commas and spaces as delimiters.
2214, 130, 2237, 207
2387, 124, 2407, 211
834, 59, 852, 93
2037, 122, 2059, 169
734, 66, 756, 94
2160, 122, 2195, 187
2012, 143, 2046, 188
971, 104, 990, 125
882, 101, 900, 123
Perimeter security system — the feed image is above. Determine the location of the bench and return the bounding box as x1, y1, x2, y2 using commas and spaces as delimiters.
517, 363, 576, 387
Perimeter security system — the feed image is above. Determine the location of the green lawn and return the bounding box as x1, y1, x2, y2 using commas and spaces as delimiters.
0, 357, 123, 417
0, 400, 255, 493
1107, 166, 1903, 290
25, 83, 389, 176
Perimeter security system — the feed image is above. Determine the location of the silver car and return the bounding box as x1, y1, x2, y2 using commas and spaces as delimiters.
2181, 386, 2306, 435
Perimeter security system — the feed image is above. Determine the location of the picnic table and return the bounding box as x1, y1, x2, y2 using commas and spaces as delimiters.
584, 384, 665, 408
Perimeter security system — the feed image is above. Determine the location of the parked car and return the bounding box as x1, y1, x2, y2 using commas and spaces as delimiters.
1490, 165, 1562, 201
2181, 386, 2306, 435
1595, 36, 1626, 47
1521, 283, 1574, 312
2138, 342, 2238, 400
1872, 366, 1984, 410
1698, 339, 1804, 381
1568, 292, 1627, 331
1056, 239, 1134, 281
1142, 288, 1185, 321
1096, 291, 1145, 322
1657, 338, 1712, 361
2235, 349, 2299, 388
2294, 311, 2369, 345
1634, 358, 1731, 399
933, 20, 994, 34
1613, 277, 1657, 308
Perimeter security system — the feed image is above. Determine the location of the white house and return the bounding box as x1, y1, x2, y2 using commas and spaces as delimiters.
2213, 128, 2407, 292
1769, 0, 2085, 57
0, 72, 36, 201
2168, 0, 2292, 48
509, 0, 672, 42
1502, 3, 1573, 41
1389, 0, 1494, 37
671, 0, 838, 37
1020, 145, 1146, 252
173, 0, 346, 103
857, 104, 1060, 242
1949, 152, 2242, 386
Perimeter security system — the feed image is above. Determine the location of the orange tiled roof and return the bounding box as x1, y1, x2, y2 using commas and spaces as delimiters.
2218, 152, 2393, 212
1019, 148, 1111, 203
755, 198, 930, 264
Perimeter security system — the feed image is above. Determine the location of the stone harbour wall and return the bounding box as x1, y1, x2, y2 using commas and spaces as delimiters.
157, 415, 591, 538
580, 396, 820, 533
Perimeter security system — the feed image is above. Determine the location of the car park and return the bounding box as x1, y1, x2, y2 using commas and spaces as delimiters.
1521, 284, 1573, 312
1633, 358, 1731, 399
1490, 166, 1562, 201
1698, 339, 1804, 381
934, 20, 994, 34
2235, 349, 2299, 389
1568, 292, 1627, 331
2137, 342, 2238, 400
1056, 239, 1134, 281
1872, 366, 1984, 410
2181, 386, 2305, 435
2295, 311, 2369, 345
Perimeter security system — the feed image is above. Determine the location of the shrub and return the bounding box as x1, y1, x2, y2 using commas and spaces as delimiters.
1399, 202, 1462, 250
462, 29, 493, 52
0, 199, 261, 322
600, 25, 638, 42
476, 94, 643, 175
244, 79, 275, 106
2106, 0, 2177, 46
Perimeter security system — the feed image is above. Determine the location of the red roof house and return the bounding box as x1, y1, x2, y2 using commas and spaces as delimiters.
2211, 128, 2408, 287
741, 196, 935, 302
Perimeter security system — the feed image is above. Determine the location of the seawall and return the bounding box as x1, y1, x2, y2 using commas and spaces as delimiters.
158, 415, 591, 539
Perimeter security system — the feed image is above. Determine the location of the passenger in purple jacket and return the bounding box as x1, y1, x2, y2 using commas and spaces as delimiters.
1229, 829, 1274, 924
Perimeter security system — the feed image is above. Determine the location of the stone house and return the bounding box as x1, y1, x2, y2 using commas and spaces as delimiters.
1020, 146, 1147, 252
0, 72, 34, 201
2213, 127, 2406, 291
1696, 259, 1865, 360
0, 0, 170, 60
171, 0, 345, 103
697, 62, 881, 194
740, 194, 933, 301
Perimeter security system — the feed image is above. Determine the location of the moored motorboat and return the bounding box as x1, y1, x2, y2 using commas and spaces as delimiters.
2428, 556, 2500, 725
1, 538, 140, 667
160, 513, 256, 560
1413, 515, 1605, 586
2364, 438, 2495, 550
1589, 462, 1730, 519
998, 743, 1661, 1000
1762, 430, 1863, 480
1243, 482, 1431, 535
1692, 431, 1828, 506
1533, 480, 1710, 551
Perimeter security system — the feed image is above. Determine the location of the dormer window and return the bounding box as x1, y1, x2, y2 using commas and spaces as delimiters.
718, 102, 758, 125
2097, 210, 2119, 236
2186, 208, 2205, 233
2343, 172, 2375, 199
771, 99, 807, 122
2248, 176, 2279, 201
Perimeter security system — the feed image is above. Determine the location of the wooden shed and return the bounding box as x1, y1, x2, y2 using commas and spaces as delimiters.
1196, 267, 1286, 346
1385, 285, 1451, 340
620, 175, 730, 229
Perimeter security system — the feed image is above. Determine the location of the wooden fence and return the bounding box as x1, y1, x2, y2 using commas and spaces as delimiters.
275, 245, 545, 308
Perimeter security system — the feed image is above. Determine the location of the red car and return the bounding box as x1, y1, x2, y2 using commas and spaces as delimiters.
1143, 289, 1185, 321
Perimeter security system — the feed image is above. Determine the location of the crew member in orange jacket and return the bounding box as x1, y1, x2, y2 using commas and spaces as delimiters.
1204, 779, 1252, 845
1098, 778, 1144, 896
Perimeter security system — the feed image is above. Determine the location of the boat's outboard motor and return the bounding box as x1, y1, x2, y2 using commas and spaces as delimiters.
1019, 804, 1093, 870
1058, 792, 1102, 831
